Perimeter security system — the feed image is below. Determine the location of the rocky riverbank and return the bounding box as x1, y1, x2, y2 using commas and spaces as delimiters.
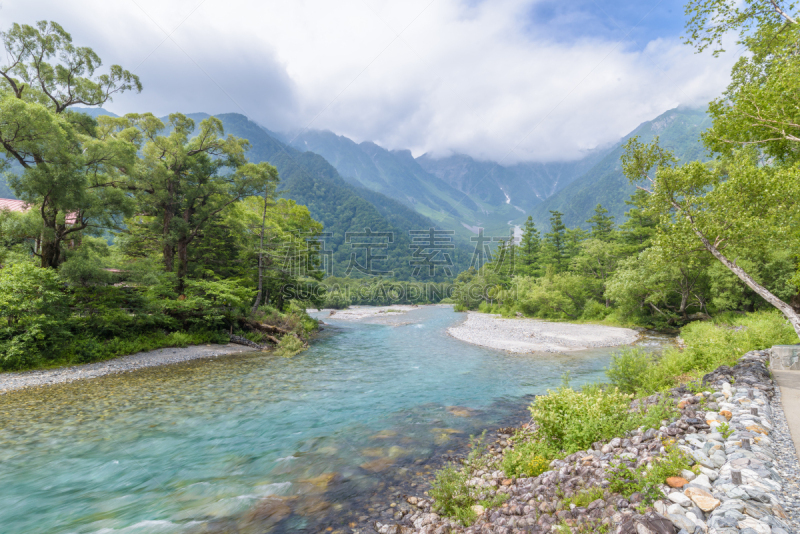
373, 349, 800, 534
0, 344, 258, 394
447, 312, 640, 353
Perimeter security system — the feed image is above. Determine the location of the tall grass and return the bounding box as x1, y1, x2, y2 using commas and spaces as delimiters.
607, 310, 797, 394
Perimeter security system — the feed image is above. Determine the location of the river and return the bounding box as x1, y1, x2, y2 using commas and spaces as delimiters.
0, 305, 667, 533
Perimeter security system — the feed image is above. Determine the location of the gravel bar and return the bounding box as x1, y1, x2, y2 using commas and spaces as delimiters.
448, 312, 640, 353
0, 344, 258, 394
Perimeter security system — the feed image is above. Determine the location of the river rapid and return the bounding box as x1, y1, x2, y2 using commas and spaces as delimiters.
0, 306, 668, 533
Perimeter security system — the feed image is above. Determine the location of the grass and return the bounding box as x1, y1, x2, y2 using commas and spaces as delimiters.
606, 310, 796, 394
27, 329, 228, 371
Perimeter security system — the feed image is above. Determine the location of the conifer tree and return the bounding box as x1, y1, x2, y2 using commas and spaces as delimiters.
518, 216, 540, 277
586, 204, 615, 241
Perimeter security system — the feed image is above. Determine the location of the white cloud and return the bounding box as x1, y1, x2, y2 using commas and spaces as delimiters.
3, 0, 738, 162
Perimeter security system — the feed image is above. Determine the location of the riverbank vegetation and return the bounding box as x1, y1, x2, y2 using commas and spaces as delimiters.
0, 21, 323, 371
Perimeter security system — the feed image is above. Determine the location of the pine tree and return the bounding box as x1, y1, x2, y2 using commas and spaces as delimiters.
518, 216, 541, 277
619, 190, 657, 253
543, 210, 567, 271
586, 204, 615, 241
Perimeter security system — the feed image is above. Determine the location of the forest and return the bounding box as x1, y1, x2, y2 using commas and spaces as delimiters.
0, 21, 329, 370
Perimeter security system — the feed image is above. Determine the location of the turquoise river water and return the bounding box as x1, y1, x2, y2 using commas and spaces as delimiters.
0, 306, 667, 534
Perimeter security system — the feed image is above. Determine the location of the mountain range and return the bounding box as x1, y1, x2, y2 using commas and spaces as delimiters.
282, 106, 711, 237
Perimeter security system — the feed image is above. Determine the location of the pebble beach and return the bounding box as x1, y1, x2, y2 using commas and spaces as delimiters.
448, 312, 640, 353
0, 344, 258, 394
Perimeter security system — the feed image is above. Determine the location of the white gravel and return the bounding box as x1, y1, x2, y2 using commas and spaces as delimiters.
320, 305, 418, 321
448, 312, 639, 353
0, 344, 258, 394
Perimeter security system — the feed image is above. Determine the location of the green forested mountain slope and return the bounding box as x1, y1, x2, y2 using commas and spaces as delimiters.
199, 113, 471, 279
528, 107, 711, 230
288, 129, 611, 240
416, 151, 607, 211
286, 130, 480, 216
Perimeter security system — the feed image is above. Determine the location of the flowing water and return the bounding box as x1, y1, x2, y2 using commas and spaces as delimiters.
0, 306, 669, 534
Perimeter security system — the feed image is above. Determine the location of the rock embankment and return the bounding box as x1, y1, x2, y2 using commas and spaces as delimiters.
374, 350, 800, 534
448, 313, 639, 353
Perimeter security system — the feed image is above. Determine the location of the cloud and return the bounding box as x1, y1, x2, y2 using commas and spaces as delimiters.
2, 0, 738, 162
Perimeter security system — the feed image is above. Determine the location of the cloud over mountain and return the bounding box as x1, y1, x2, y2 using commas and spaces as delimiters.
5, 0, 737, 162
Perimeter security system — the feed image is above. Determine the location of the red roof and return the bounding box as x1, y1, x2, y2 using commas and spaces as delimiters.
0, 198, 78, 224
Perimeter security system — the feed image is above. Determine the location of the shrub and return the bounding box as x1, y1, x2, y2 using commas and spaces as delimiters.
275, 334, 305, 357
430, 465, 509, 526
530, 384, 635, 454
502, 436, 561, 478
430, 466, 478, 525
606, 348, 654, 394
581, 299, 610, 321
607, 442, 690, 507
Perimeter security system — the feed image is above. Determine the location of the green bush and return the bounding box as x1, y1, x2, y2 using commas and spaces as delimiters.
430, 465, 509, 526
502, 437, 559, 478
275, 334, 305, 357
430, 466, 478, 525
635, 310, 796, 392
581, 299, 610, 320
606, 348, 654, 394
607, 442, 690, 507
530, 384, 635, 454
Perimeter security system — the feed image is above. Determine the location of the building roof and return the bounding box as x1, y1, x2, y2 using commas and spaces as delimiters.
0, 198, 78, 224
0, 198, 28, 212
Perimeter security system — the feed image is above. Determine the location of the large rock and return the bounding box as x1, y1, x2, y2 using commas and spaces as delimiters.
684, 487, 721, 512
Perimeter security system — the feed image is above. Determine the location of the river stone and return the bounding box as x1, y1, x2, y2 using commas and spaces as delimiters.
667, 513, 696, 532
737, 516, 771, 534
667, 477, 688, 488
684, 487, 720, 512
668, 492, 692, 507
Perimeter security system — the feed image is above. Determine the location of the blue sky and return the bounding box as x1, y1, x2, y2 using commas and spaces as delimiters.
5, 0, 737, 163
526, 0, 687, 49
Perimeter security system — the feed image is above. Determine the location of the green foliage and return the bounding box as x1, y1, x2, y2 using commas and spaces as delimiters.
530, 384, 635, 454
615, 311, 796, 393
275, 334, 305, 357
562, 487, 605, 509
718, 421, 733, 439
606, 348, 655, 394
429, 465, 509, 526
502, 436, 560, 478
607, 442, 690, 506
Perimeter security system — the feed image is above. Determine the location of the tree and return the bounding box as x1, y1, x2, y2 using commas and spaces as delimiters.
542, 210, 567, 271
0, 21, 142, 268
621, 137, 800, 336
619, 189, 658, 253
517, 216, 541, 277
586, 204, 615, 241
124, 113, 275, 290
237, 197, 323, 310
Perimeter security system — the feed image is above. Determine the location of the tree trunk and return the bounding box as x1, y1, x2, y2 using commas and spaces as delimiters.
253, 187, 269, 314
176, 238, 189, 294
696, 229, 800, 338
162, 208, 175, 273
40, 238, 61, 268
